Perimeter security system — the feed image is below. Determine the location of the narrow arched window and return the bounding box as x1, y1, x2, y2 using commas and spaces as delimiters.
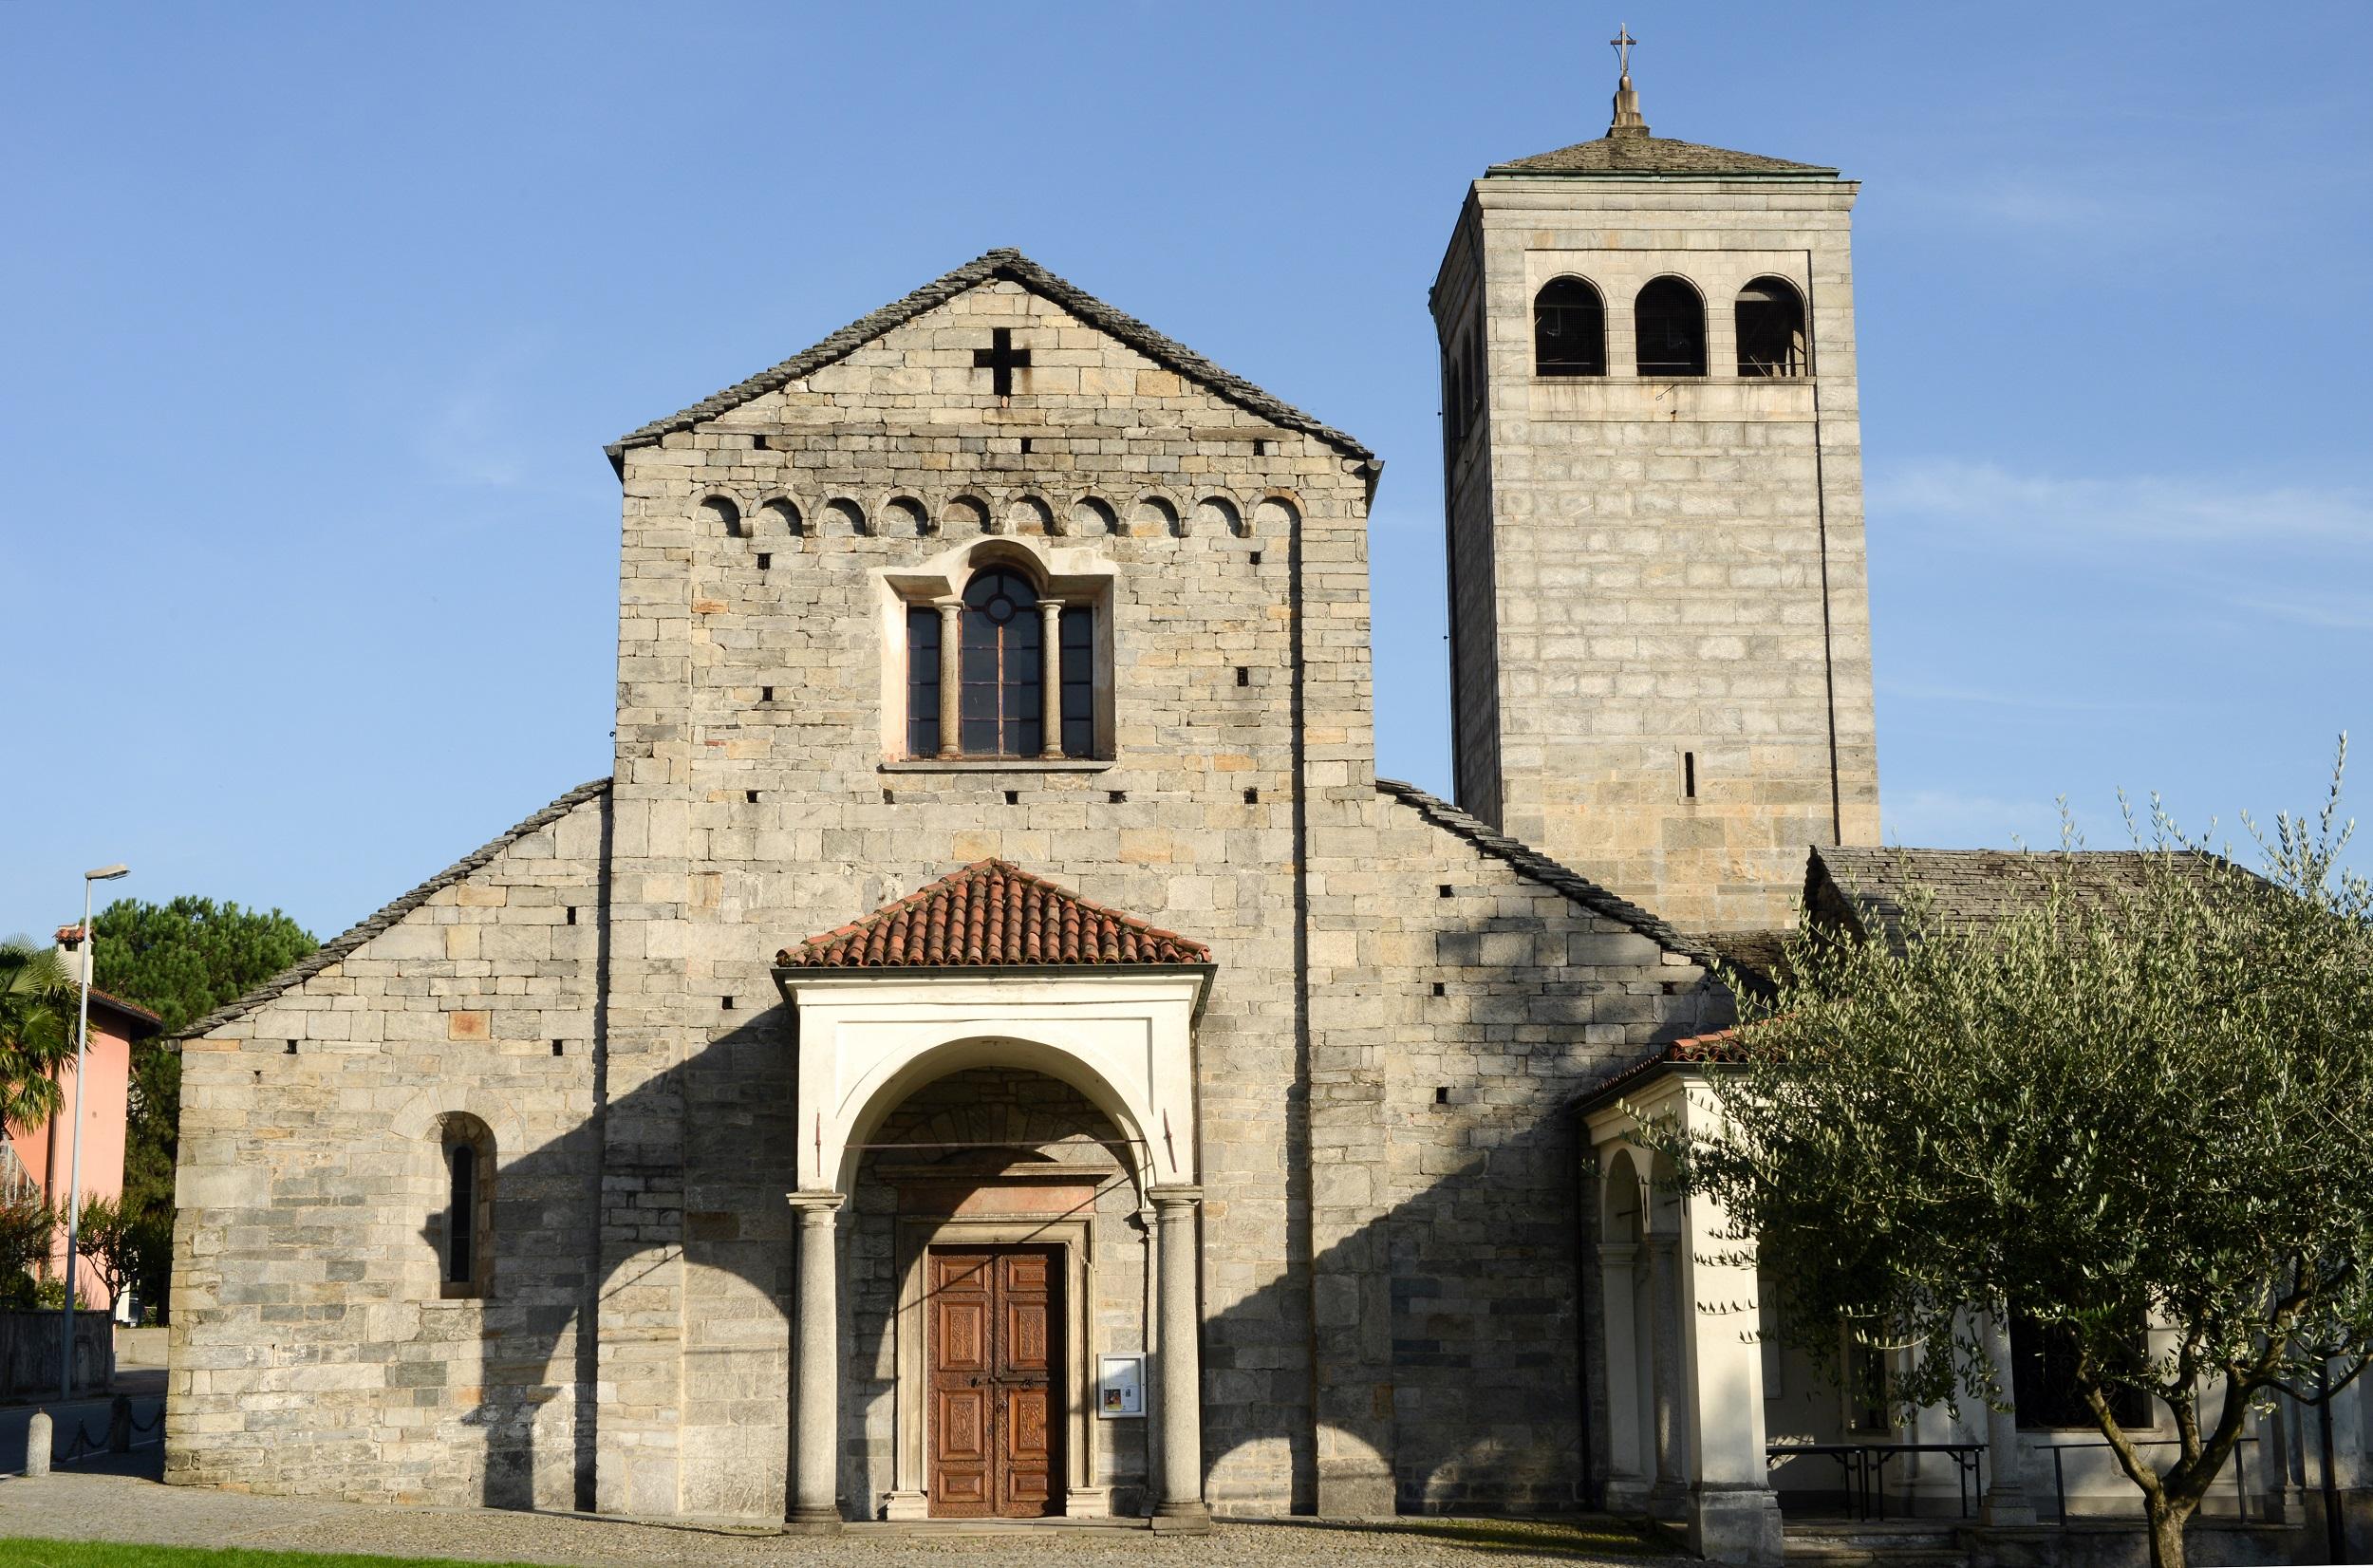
1634, 277, 1707, 378
446, 1146, 475, 1284
1533, 277, 1606, 377
1736, 276, 1807, 377
959, 568, 1044, 756
437, 1113, 494, 1298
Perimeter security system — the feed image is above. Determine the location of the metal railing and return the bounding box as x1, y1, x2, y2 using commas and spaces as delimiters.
2043, 1434, 2258, 1524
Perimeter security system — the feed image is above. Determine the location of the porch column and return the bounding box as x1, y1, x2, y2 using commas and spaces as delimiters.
1038, 599, 1065, 758
1647, 1237, 1690, 1517
789, 1193, 844, 1530
935, 599, 962, 757
1150, 1185, 1211, 1532
1601, 1242, 1649, 1511
1676, 1188, 1784, 1565
1979, 1310, 2036, 1525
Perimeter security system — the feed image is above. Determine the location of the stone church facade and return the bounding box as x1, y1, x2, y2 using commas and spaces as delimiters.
167, 82, 1957, 1548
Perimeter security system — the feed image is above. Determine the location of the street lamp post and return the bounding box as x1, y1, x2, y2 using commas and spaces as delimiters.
60, 863, 128, 1403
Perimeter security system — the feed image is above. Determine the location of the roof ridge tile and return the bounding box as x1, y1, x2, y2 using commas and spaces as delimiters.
607, 249, 1374, 472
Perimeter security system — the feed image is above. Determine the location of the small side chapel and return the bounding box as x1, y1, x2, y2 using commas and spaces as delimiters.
160, 48, 2372, 1564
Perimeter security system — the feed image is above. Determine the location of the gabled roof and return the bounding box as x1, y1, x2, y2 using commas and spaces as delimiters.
88, 988, 163, 1039
778, 859, 1211, 970
1574, 1028, 1747, 1116
606, 248, 1375, 474
1806, 844, 2239, 948
1487, 131, 1837, 178
177, 779, 612, 1042
1373, 778, 1716, 968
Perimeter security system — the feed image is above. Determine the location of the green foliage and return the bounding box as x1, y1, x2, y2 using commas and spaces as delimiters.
69, 1191, 165, 1313
0, 1194, 54, 1306
0, 940, 80, 1136
1648, 740, 2373, 1568
85, 896, 316, 1321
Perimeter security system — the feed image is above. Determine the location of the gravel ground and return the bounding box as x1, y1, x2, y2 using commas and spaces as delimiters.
0, 1468, 1675, 1567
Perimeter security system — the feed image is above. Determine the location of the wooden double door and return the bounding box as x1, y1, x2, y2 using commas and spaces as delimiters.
926, 1246, 1064, 1518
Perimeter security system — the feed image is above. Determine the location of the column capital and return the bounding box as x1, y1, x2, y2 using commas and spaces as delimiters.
1600, 1241, 1641, 1267
934, 596, 963, 617
787, 1191, 846, 1218
1147, 1184, 1204, 1208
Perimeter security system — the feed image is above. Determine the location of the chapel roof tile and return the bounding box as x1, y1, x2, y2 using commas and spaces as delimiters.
1806, 844, 2242, 948
176, 779, 613, 1042
1573, 1028, 1748, 1116
607, 248, 1375, 474
777, 859, 1212, 971
1487, 130, 1839, 178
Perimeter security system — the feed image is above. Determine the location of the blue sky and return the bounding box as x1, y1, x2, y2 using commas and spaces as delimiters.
5, 1, 2368, 942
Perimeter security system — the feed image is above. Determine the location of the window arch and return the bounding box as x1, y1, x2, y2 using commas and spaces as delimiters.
1533, 276, 1606, 377
1634, 277, 1707, 378
906, 559, 1098, 761
437, 1113, 494, 1298
1735, 276, 1807, 378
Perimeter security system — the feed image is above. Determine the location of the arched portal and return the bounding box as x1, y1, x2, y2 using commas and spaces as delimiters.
773, 857, 1216, 1530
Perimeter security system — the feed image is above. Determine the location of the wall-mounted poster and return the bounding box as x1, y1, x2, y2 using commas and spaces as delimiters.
1097, 1353, 1145, 1418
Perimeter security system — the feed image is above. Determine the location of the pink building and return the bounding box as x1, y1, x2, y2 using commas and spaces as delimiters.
1, 932, 161, 1313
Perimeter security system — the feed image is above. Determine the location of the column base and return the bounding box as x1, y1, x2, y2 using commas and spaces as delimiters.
1686, 1484, 1784, 1567
1603, 1475, 1653, 1516
1064, 1486, 1113, 1520
1151, 1501, 1213, 1535
882, 1489, 930, 1521
1979, 1484, 2038, 1528
786, 1503, 844, 1533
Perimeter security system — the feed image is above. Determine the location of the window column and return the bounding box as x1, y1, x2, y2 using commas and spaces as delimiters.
934, 599, 962, 758
1039, 600, 1065, 759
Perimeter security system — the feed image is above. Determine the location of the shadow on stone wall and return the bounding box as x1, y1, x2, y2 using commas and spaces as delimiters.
449, 960, 1687, 1519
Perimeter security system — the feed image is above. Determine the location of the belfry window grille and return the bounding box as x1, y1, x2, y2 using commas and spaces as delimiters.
1634, 276, 1708, 378
1533, 276, 1607, 377
1735, 276, 1807, 378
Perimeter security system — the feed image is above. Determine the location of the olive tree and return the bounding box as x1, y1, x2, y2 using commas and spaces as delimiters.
1649, 747, 2373, 1568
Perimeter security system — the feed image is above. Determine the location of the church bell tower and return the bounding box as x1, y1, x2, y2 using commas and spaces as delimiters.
1431, 33, 1880, 933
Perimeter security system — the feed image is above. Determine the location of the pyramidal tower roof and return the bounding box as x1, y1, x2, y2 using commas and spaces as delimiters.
1487, 27, 1838, 179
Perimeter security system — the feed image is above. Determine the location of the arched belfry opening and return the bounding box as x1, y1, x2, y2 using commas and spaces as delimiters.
1534, 276, 1607, 377
1735, 276, 1807, 377
773, 860, 1214, 1530
1634, 276, 1708, 378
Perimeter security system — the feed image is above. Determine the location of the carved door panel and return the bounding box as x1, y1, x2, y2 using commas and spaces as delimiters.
925, 1246, 1063, 1519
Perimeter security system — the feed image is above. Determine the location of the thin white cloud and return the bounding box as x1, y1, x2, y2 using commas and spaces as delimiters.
2233, 593, 2373, 632
1882, 787, 2072, 851
1878, 679, 2171, 715
1868, 459, 2373, 548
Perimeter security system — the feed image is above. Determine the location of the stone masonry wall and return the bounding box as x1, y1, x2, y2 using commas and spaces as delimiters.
1306, 785, 1728, 1513
1442, 177, 1881, 932
168, 788, 609, 1509
604, 273, 1380, 1520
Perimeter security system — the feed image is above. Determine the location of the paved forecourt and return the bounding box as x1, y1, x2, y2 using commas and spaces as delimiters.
0, 1467, 1671, 1567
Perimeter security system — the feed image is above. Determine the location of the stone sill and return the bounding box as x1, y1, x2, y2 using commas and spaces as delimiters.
879, 758, 1114, 775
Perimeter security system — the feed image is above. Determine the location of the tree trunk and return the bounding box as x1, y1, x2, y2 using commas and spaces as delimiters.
2146, 1496, 2193, 1568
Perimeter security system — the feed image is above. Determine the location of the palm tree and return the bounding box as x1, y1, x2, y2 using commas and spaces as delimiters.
0, 939, 81, 1135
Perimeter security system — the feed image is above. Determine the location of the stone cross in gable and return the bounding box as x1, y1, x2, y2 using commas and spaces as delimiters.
973, 327, 1032, 397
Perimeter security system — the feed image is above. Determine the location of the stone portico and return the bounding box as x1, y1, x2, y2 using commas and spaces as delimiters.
772, 859, 1213, 1528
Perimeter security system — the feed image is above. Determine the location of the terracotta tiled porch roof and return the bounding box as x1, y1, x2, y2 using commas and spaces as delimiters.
778, 860, 1211, 970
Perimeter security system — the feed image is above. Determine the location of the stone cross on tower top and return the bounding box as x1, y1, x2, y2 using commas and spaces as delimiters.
1608, 24, 1650, 136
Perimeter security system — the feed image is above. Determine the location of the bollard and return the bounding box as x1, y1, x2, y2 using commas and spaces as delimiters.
108, 1395, 131, 1454
25, 1410, 51, 1478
